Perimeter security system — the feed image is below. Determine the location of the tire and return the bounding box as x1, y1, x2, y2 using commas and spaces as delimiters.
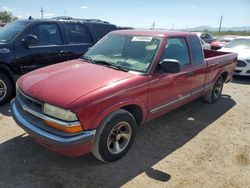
203, 76, 224, 104
0, 73, 13, 105
92, 109, 137, 162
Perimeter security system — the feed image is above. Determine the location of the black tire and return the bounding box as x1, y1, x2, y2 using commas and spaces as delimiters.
92, 109, 137, 162
0, 73, 13, 105
203, 76, 224, 104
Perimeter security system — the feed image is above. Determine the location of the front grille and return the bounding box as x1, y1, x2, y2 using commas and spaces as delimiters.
17, 89, 43, 112
234, 70, 242, 73
237, 60, 247, 67
246, 70, 250, 74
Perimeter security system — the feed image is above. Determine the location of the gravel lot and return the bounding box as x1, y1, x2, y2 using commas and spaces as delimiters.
0, 76, 249, 188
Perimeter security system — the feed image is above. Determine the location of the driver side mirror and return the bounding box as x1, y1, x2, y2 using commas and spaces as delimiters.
21, 35, 38, 48
159, 59, 181, 73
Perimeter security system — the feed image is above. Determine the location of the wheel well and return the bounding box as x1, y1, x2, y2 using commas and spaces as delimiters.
0, 64, 15, 85
221, 72, 228, 82
121, 105, 143, 125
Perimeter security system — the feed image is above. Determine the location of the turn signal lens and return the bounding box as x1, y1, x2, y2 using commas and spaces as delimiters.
44, 120, 83, 133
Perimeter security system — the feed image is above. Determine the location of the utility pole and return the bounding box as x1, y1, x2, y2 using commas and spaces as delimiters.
151, 21, 155, 30
40, 7, 44, 19
64, 9, 67, 16
172, 23, 175, 30
219, 15, 223, 32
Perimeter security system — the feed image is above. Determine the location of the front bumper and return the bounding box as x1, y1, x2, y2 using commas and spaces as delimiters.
11, 99, 96, 156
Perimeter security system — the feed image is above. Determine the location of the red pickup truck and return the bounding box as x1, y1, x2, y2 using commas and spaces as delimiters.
11, 30, 237, 162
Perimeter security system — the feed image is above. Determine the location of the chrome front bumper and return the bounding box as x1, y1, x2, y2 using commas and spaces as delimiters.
10, 99, 96, 147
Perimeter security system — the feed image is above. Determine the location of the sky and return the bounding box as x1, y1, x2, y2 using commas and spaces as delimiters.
0, 0, 250, 29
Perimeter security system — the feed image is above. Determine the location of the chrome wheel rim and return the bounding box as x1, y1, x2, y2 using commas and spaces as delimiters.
213, 80, 223, 99
107, 122, 132, 154
0, 79, 7, 101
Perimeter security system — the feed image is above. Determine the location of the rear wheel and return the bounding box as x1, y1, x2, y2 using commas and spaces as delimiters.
0, 73, 13, 105
203, 76, 224, 103
92, 109, 137, 162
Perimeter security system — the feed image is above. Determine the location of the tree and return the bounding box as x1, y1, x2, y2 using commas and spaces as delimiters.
0, 11, 17, 23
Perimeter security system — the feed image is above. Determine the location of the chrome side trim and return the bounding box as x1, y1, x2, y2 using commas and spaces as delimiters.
150, 88, 205, 113
205, 83, 213, 89
16, 94, 81, 127
192, 88, 204, 95
11, 99, 96, 146
150, 94, 191, 113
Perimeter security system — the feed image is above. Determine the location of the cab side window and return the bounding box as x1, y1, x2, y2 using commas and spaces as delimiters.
28, 23, 62, 46
161, 37, 190, 66
65, 23, 93, 44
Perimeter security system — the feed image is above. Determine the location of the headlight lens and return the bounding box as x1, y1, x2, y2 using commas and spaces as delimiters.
43, 103, 78, 121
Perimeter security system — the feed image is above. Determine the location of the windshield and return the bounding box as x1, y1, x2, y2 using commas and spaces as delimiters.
83, 33, 162, 73
225, 38, 250, 49
0, 20, 29, 43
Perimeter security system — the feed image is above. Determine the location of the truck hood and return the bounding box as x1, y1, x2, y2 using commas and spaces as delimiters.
18, 60, 135, 108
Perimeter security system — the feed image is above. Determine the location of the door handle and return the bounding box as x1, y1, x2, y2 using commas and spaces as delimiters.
57, 50, 64, 54
187, 71, 194, 77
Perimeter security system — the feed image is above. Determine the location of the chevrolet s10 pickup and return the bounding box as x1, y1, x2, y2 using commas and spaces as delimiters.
11, 30, 237, 162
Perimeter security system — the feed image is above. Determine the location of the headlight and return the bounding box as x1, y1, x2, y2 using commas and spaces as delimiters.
43, 103, 78, 121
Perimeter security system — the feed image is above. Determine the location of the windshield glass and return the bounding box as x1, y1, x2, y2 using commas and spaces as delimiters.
225, 38, 250, 49
0, 20, 29, 43
83, 33, 162, 73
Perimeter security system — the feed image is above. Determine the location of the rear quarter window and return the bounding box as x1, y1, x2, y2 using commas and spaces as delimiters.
92, 24, 117, 40
188, 35, 204, 64
65, 23, 93, 44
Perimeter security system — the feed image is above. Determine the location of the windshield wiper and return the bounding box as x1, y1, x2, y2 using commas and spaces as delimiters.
80, 56, 95, 64
94, 60, 129, 72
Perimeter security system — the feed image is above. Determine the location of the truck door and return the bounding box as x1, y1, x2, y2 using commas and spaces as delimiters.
14, 22, 68, 74
147, 37, 197, 119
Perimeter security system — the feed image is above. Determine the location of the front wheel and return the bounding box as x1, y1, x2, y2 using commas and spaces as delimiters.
0, 73, 13, 105
92, 109, 137, 162
203, 76, 224, 104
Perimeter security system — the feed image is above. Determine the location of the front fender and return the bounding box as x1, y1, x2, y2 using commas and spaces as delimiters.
90, 98, 148, 130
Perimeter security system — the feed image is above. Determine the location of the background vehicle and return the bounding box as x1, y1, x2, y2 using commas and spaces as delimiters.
211, 36, 236, 50
219, 37, 250, 76
193, 32, 215, 43
0, 17, 117, 104
200, 38, 211, 50
11, 30, 237, 162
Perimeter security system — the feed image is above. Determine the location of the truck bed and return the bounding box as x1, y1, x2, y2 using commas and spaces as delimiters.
204, 49, 237, 83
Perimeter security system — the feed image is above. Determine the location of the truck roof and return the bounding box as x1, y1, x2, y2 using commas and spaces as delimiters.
111, 29, 196, 37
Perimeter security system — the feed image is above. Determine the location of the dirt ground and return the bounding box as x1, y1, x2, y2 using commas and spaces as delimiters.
0, 76, 249, 188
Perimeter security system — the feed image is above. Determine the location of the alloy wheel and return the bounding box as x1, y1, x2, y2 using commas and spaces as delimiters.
107, 121, 132, 154
0, 79, 7, 101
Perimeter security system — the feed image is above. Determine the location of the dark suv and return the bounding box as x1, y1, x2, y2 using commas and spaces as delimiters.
0, 17, 117, 104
